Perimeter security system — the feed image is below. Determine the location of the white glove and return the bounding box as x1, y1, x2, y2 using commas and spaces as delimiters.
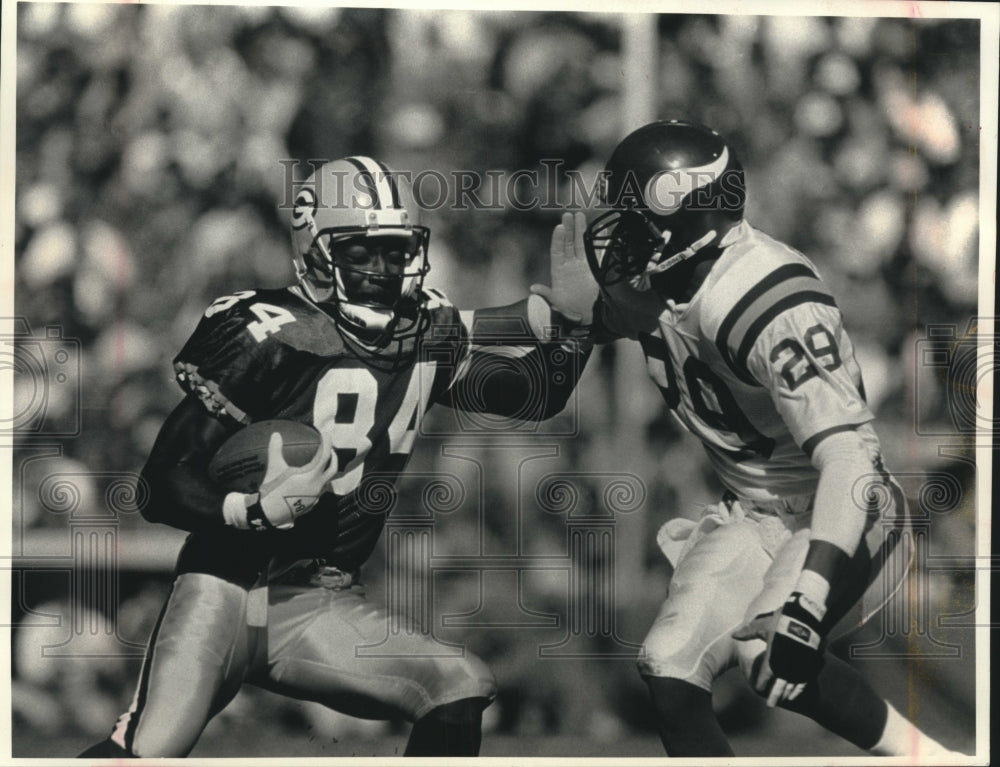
530, 211, 599, 325
223, 432, 338, 530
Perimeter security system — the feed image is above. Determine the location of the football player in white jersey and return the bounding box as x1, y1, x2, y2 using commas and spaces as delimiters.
530, 120, 962, 757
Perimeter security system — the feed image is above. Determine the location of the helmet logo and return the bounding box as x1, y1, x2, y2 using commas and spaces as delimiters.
645, 147, 729, 216
291, 187, 318, 231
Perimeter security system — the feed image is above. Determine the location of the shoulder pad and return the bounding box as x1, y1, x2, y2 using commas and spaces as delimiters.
173, 287, 344, 421
702, 230, 838, 385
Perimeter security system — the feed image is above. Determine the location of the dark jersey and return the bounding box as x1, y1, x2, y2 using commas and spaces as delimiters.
174, 286, 471, 569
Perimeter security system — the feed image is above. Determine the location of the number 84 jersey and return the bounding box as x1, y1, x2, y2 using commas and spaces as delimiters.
173, 285, 463, 568
607, 222, 877, 502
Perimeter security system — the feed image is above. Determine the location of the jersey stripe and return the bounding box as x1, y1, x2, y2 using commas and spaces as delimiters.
716, 264, 815, 353
800, 423, 862, 457
715, 263, 815, 383
734, 290, 838, 372
857, 476, 911, 626
714, 263, 837, 383
175, 361, 251, 425
119, 588, 172, 753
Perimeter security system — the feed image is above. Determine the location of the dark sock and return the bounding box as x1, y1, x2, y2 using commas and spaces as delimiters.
644, 676, 734, 756
78, 738, 134, 758
404, 697, 489, 756
776, 653, 888, 750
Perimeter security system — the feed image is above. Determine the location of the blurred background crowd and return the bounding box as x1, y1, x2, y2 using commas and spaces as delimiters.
11, 5, 981, 756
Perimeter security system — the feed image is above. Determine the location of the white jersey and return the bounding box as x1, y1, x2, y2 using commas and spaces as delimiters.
599, 221, 879, 501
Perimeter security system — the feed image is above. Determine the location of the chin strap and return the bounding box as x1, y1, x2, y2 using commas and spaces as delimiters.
338, 301, 396, 331
629, 229, 718, 292
336, 306, 401, 351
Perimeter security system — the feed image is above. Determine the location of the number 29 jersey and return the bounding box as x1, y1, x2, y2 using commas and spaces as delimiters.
173, 285, 467, 570
599, 221, 878, 502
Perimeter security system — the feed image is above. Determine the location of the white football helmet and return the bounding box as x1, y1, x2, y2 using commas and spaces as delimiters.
289, 156, 431, 350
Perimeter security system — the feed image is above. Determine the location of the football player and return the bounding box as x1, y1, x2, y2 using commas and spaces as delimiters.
528, 121, 962, 757
79, 156, 591, 758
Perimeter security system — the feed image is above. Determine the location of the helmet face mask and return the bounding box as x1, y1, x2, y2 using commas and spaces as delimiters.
304, 228, 430, 306
288, 157, 432, 361
584, 120, 745, 293
325, 231, 426, 304
326, 229, 430, 348
584, 207, 670, 287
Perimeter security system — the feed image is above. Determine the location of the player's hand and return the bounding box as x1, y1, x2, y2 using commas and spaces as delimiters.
232, 432, 338, 530
530, 211, 598, 325
733, 591, 827, 708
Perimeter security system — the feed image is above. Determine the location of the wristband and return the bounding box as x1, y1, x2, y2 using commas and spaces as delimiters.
803, 539, 852, 584
793, 570, 831, 622
222, 492, 252, 529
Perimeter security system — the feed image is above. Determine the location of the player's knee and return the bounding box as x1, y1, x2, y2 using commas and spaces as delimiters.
429, 653, 497, 708
636, 627, 684, 678
636, 633, 715, 691
460, 653, 497, 694
475, 658, 498, 699
637, 643, 662, 678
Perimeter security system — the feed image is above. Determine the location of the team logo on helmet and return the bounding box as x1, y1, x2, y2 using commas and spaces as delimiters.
645, 147, 731, 216
291, 187, 318, 231
583, 120, 746, 291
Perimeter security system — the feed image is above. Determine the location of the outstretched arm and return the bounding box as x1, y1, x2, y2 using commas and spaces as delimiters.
441, 295, 592, 420
434, 212, 600, 420
465, 211, 601, 344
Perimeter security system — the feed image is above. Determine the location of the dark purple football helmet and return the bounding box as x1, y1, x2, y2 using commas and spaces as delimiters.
585, 120, 746, 289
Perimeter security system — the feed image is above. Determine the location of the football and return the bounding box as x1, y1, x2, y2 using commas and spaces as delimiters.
207, 419, 323, 493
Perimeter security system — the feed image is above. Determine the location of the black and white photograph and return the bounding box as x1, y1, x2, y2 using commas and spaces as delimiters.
2, 1, 995, 762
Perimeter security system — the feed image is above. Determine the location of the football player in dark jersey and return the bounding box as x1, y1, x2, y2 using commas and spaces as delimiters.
531, 121, 963, 758
79, 156, 591, 758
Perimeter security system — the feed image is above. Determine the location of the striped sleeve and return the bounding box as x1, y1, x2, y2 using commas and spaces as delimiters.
743, 302, 874, 454
714, 262, 838, 386
173, 301, 272, 425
